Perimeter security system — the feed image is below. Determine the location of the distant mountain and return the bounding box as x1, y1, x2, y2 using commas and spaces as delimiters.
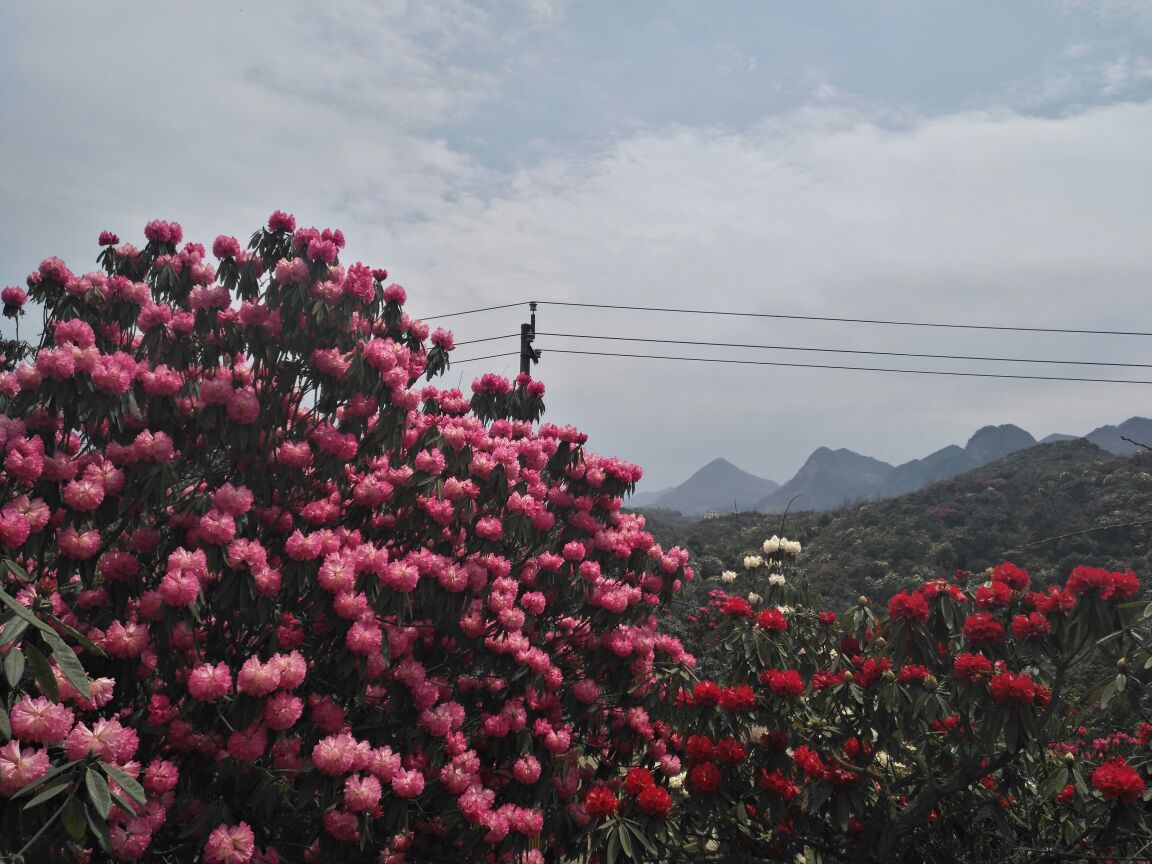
647, 458, 778, 516
627, 487, 673, 508
1086, 417, 1152, 455
756, 448, 894, 513
635, 417, 1152, 518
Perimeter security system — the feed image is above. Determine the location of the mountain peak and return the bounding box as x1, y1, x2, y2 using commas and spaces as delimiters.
645, 458, 779, 515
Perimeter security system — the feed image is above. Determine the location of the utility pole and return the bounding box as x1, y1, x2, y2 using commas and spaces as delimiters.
520, 301, 541, 376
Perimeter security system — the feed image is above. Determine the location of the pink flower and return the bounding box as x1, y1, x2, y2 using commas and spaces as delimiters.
312, 732, 359, 776
513, 754, 542, 784
188, 662, 233, 701
391, 767, 425, 798
143, 759, 179, 794
0, 741, 50, 797
226, 388, 261, 424
9, 696, 74, 744
213, 235, 242, 258
204, 822, 256, 864
237, 657, 282, 697
2, 286, 27, 310
344, 774, 383, 812
263, 692, 304, 731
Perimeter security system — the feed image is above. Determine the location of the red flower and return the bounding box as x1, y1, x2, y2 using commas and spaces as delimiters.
897, 664, 930, 684
623, 767, 655, 795
991, 562, 1031, 591
714, 738, 748, 765
692, 681, 722, 706
962, 613, 1006, 647
888, 591, 929, 624
757, 769, 800, 800
1055, 784, 1075, 805
756, 608, 788, 631
688, 761, 722, 794
812, 670, 846, 689
719, 684, 756, 712
685, 735, 715, 763
760, 669, 805, 697
854, 657, 890, 688
721, 596, 754, 617
954, 652, 993, 683
975, 581, 1012, 609
988, 671, 1037, 705
817, 611, 838, 626
1066, 566, 1140, 601
1011, 612, 1052, 640
636, 785, 672, 817
1025, 586, 1077, 616
585, 785, 619, 817
1092, 757, 1145, 803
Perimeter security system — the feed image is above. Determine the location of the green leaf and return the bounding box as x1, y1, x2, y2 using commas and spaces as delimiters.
45, 612, 103, 655
0, 616, 29, 648
86, 801, 113, 854
85, 766, 112, 819
100, 762, 147, 807
62, 797, 87, 840
0, 703, 10, 740
24, 643, 59, 701
607, 823, 621, 864
619, 821, 635, 861
110, 791, 139, 818
4, 645, 24, 686
22, 777, 72, 809
11, 760, 79, 799
2, 558, 31, 582
41, 628, 90, 700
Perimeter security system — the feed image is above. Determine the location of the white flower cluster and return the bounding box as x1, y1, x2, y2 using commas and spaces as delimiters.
747, 592, 762, 604
768, 573, 786, 587
762, 535, 801, 557
720, 570, 738, 584
743, 554, 764, 570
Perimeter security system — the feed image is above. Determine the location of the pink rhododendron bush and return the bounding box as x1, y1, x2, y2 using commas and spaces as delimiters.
0, 215, 697, 862
626, 545, 1152, 863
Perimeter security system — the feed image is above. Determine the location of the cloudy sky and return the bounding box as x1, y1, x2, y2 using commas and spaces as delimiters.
3, 1, 1152, 491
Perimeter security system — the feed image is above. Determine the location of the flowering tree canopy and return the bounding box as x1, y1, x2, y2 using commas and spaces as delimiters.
0, 215, 696, 863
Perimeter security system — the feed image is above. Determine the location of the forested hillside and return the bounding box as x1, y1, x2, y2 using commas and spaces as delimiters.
643, 439, 1152, 608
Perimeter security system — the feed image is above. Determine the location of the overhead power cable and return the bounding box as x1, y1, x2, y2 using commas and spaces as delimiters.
541, 348, 1152, 385
454, 333, 519, 347
448, 351, 520, 365
535, 301, 1152, 338
420, 302, 527, 321
535, 331, 1152, 368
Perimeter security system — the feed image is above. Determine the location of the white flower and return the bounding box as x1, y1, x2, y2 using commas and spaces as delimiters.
762, 536, 780, 555
720, 570, 737, 584
669, 772, 686, 789
743, 555, 764, 570
768, 573, 786, 587
747, 592, 762, 604
784, 540, 802, 557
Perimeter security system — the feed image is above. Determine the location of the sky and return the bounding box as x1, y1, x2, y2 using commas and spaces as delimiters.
2, 1, 1152, 491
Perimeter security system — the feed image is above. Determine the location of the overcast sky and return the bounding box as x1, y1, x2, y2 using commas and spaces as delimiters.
3, 1, 1152, 490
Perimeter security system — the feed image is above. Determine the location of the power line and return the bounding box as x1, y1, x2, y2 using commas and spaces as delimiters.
535, 331, 1152, 368
535, 300, 1152, 338
541, 348, 1152, 385
448, 351, 520, 365
420, 302, 527, 321
454, 333, 518, 347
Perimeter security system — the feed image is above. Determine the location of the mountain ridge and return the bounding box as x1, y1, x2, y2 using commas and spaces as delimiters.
631, 417, 1150, 516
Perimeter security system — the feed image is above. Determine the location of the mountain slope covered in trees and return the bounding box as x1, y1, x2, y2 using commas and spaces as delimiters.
644, 439, 1152, 609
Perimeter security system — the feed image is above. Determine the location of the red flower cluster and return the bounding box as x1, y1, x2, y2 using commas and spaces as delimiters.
988, 671, 1048, 706
991, 562, 1031, 591
689, 762, 722, 794
756, 607, 788, 631
954, 652, 993, 684
1066, 566, 1140, 601
760, 669, 805, 697
585, 786, 619, 817
719, 684, 757, 712
962, 613, 1006, 647
1011, 611, 1052, 640
1091, 757, 1145, 803
888, 590, 929, 623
